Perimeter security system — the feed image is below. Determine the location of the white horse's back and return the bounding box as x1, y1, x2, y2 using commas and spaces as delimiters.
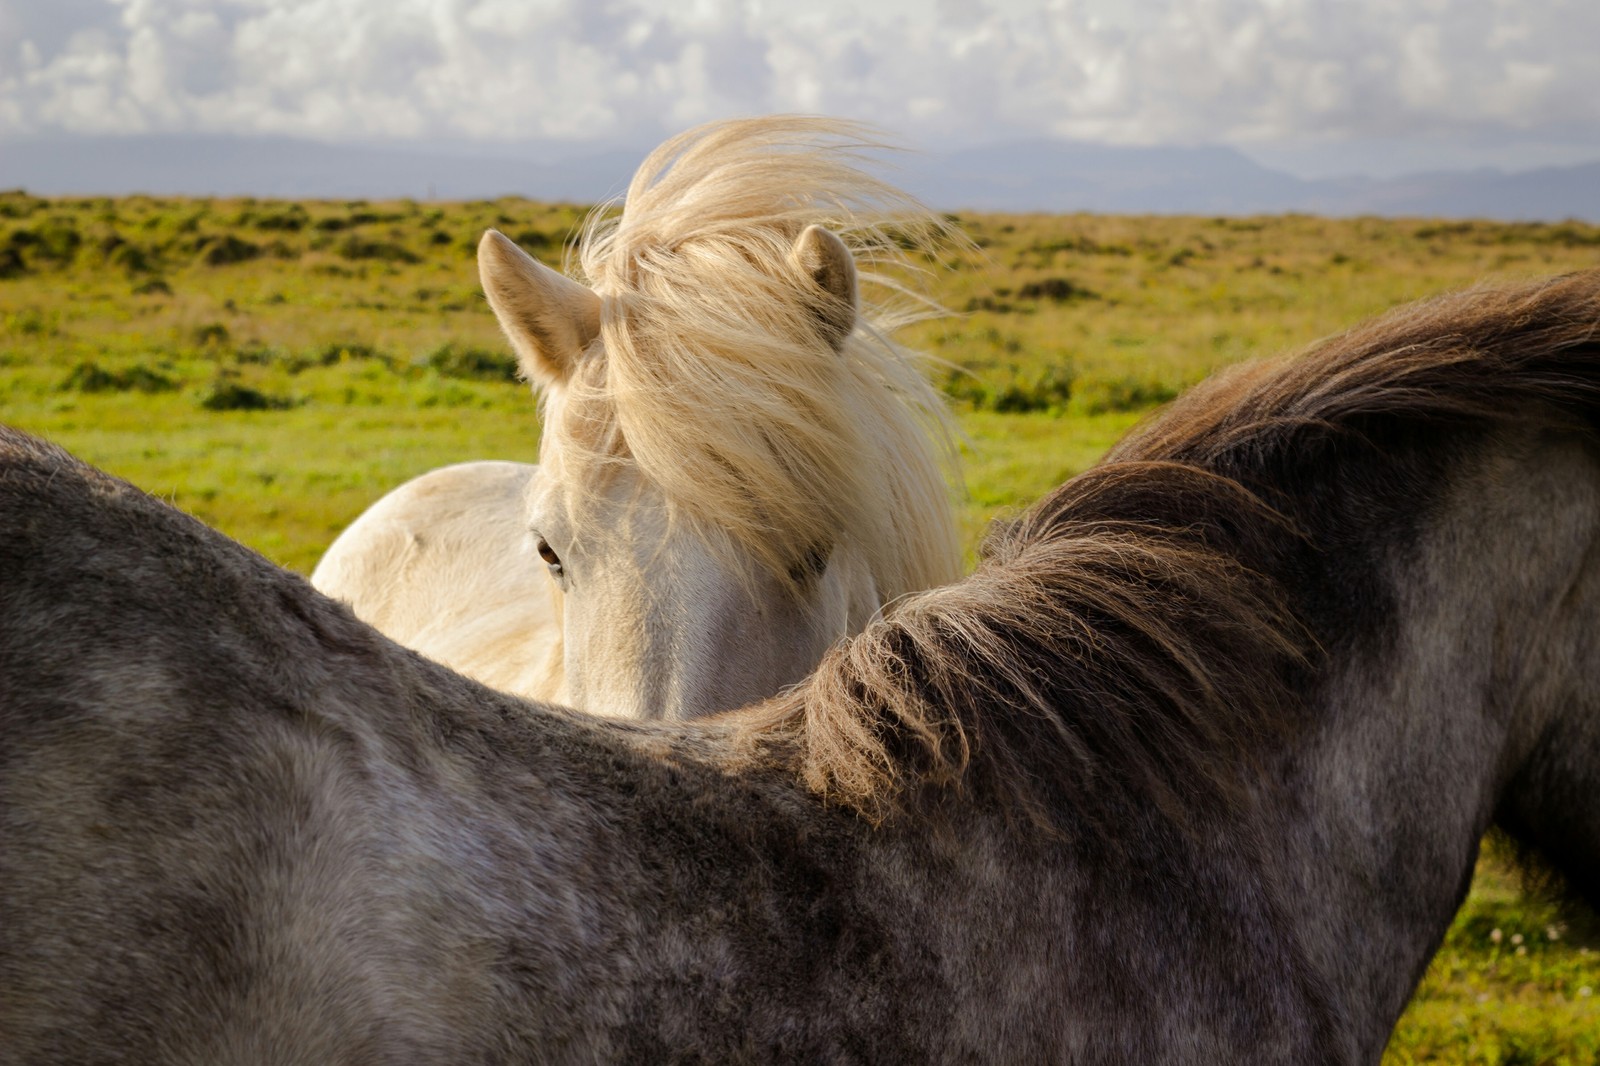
313, 461, 563, 701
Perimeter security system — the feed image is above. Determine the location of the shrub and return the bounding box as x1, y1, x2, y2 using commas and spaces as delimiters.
424, 342, 519, 383
6, 308, 58, 336
1072, 374, 1178, 415
1026, 236, 1131, 257
313, 341, 390, 367
200, 382, 298, 411
512, 229, 558, 255
1537, 223, 1600, 248
6, 219, 82, 266
233, 343, 287, 366
337, 236, 419, 263
59, 361, 177, 394
939, 363, 1076, 414
193, 322, 231, 347
247, 205, 309, 232
995, 366, 1076, 413
963, 291, 1015, 314
1017, 277, 1097, 303
106, 239, 155, 274
0, 190, 41, 219
938, 369, 991, 408
196, 234, 261, 266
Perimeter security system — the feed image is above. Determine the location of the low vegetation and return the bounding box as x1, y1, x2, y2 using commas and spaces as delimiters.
2, 190, 1598, 1060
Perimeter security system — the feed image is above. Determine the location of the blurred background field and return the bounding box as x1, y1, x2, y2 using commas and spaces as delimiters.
2, 192, 1598, 1061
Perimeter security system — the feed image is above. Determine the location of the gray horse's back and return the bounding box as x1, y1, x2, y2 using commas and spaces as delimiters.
0, 428, 456, 1060
0, 425, 1348, 1063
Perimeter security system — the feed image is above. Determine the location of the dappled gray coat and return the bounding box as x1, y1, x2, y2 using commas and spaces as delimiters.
4, 269, 1600, 1062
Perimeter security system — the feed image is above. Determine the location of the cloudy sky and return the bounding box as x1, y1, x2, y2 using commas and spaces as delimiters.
1, 0, 1595, 178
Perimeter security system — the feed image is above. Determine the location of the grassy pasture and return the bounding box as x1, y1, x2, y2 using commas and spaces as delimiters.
2, 190, 1599, 1060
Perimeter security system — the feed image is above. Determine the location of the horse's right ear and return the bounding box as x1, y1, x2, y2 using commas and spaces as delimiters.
788, 224, 858, 352
478, 230, 601, 385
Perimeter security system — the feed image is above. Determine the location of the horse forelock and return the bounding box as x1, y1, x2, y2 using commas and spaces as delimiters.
550, 116, 962, 598
748, 267, 1600, 831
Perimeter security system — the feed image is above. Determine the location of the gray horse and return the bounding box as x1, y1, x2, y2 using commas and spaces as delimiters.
2, 269, 1599, 1063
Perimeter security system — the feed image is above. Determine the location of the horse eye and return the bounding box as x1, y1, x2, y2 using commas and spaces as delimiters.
535, 537, 563, 575
787, 543, 831, 584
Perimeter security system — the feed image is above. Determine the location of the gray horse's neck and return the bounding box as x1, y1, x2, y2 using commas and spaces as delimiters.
1268, 424, 1600, 1060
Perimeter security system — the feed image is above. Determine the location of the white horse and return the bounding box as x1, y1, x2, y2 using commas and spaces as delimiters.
313, 118, 962, 719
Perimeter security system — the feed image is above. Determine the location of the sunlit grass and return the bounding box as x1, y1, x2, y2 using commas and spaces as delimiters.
1388, 841, 1600, 1063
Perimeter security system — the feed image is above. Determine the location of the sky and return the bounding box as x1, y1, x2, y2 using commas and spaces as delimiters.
1, 0, 1596, 179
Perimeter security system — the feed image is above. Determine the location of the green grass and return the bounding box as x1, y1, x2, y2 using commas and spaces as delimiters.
1391, 840, 1600, 1064
3, 192, 1600, 1059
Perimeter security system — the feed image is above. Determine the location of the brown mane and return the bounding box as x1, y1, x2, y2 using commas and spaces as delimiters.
751, 268, 1600, 826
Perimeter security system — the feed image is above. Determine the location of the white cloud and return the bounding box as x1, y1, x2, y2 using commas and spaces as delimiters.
0, 0, 1596, 173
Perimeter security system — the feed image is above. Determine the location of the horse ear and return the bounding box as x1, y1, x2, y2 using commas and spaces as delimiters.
478, 230, 601, 385
789, 224, 858, 352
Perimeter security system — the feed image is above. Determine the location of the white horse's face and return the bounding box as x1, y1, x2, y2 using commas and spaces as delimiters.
479, 224, 882, 719
525, 463, 877, 719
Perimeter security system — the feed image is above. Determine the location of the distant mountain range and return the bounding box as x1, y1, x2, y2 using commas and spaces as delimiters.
0, 135, 641, 205
3, 133, 1598, 221
910, 140, 1600, 221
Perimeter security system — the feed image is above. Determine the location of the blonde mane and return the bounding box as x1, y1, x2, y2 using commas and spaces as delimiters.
549, 116, 962, 597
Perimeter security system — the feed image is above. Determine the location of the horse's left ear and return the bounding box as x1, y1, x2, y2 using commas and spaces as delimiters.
478, 230, 601, 385
789, 224, 858, 352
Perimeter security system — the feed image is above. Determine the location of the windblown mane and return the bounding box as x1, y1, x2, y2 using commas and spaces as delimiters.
755, 268, 1600, 826
554, 117, 962, 596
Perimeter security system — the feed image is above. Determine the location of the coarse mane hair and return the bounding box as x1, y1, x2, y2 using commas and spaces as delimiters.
750, 268, 1600, 826
553, 116, 962, 596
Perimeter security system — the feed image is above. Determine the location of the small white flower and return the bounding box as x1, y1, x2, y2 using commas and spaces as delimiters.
1579, 986, 1593, 998
1511, 933, 1525, 945
1545, 925, 1562, 941
1490, 928, 1503, 944
1515, 945, 1527, 957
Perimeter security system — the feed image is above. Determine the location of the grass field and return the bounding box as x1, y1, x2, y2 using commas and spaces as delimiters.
3, 190, 1599, 1059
